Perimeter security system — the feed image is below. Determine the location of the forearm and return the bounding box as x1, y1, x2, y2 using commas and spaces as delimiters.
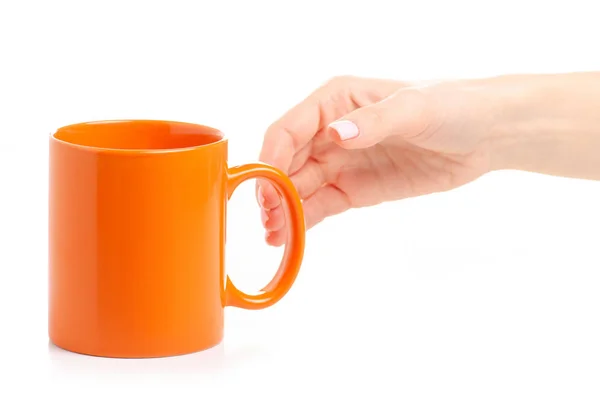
487, 72, 600, 180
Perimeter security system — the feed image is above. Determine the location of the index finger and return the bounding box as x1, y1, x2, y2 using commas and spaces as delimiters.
256, 76, 377, 210
256, 84, 331, 210
258, 75, 404, 173
259, 92, 323, 173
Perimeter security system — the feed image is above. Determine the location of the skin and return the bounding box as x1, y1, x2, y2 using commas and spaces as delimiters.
256, 73, 600, 246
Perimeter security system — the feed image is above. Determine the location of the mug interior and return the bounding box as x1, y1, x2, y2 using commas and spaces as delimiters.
52, 120, 224, 151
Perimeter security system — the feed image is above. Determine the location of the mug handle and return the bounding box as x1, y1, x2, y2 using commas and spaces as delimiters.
225, 163, 306, 309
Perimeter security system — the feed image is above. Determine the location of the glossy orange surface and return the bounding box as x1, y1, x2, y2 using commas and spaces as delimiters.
49, 120, 305, 358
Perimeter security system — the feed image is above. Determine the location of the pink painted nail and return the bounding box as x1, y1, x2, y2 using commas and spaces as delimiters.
328, 120, 359, 141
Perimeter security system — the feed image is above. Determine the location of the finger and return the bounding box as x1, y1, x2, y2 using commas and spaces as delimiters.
328, 87, 431, 149
259, 75, 408, 174
255, 76, 360, 209
257, 180, 281, 211
262, 158, 325, 232
262, 205, 285, 232
256, 88, 324, 209
258, 76, 409, 235
288, 141, 313, 176
259, 96, 322, 171
302, 184, 352, 229
265, 230, 286, 247
256, 123, 319, 210
264, 184, 352, 247
290, 158, 326, 200
258, 141, 313, 211
257, 137, 338, 212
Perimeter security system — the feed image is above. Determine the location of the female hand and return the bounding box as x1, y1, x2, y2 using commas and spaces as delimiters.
257, 73, 600, 246
256, 75, 497, 246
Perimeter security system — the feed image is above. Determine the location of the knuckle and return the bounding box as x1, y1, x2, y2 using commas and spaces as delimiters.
397, 87, 440, 141
414, 87, 446, 141
361, 105, 389, 135
367, 106, 385, 126
264, 121, 281, 140
311, 76, 355, 110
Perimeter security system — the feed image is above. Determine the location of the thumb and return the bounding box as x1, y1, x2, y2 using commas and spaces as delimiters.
327, 88, 431, 149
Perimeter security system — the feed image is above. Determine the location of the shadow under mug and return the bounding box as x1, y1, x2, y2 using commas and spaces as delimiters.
49, 120, 305, 358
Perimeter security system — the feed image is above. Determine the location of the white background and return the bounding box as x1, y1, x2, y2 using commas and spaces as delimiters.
1, 0, 600, 401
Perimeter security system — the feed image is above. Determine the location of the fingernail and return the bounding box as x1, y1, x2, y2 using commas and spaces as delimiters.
258, 186, 266, 208
261, 209, 269, 226
328, 120, 359, 141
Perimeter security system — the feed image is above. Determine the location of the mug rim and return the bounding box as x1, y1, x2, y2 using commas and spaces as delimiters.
50, 119, 228, 154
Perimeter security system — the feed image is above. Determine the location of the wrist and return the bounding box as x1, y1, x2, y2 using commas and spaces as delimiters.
485, 73, 600, 179
485, 74, 557, 172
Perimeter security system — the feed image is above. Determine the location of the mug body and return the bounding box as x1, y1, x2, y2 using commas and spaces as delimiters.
49, 120, 228, 358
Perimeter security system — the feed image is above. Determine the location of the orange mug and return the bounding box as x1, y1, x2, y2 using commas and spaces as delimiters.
49, 120, 305, 358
